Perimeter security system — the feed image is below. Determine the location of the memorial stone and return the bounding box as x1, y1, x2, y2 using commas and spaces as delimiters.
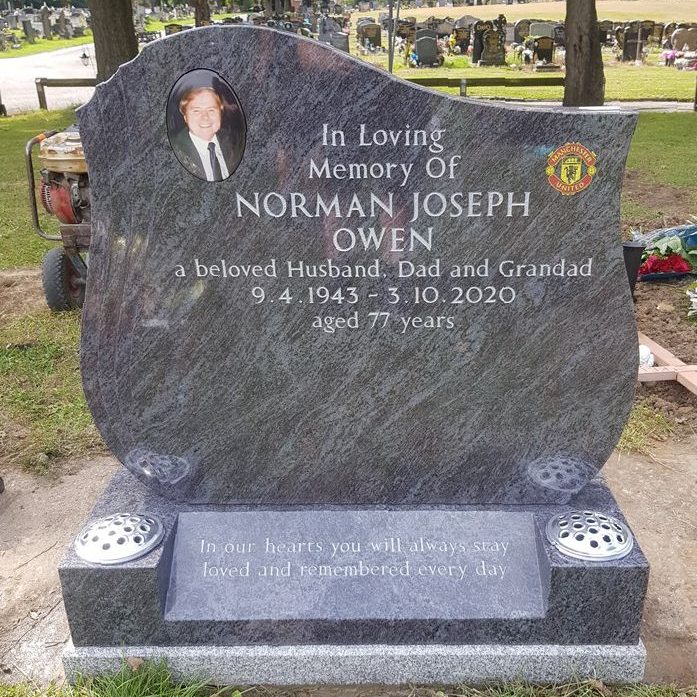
663, 22, 677, 47
479, 29, 506, 65
21, 17, 35, 42
513, 18, 531, 43
471, 19, 491, 62
328, 31, 349, 53
552, 23, 565, 47
56, 10, 67, 37
61, 25, 647, 685
453, 25, 470, 52
39, 3, 52, 39
414, 27, 439, 65
598, 19, 613, 45
529, 21, 554, 38
672, 26, 697, 52
622, 25, 641, 61
454, 14, 480, 28
651, 23, 664, 46
533, 35, 554, 63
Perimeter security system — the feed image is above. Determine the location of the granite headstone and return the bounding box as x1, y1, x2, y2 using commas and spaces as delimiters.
61, 26, 647, 685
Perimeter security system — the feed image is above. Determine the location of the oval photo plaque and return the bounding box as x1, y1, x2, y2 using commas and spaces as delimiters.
167, 68, 246, 182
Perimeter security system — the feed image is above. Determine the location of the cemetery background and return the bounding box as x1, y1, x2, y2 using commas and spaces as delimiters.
0, 1, 696, 688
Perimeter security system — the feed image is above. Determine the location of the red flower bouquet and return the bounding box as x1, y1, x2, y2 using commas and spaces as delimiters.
639, 253, 692, 276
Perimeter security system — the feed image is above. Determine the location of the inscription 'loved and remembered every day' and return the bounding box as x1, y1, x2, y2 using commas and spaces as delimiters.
172, 123, 596, 334
196, 536, 511, 583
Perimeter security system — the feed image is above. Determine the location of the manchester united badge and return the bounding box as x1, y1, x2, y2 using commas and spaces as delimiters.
545, 142, 597, 196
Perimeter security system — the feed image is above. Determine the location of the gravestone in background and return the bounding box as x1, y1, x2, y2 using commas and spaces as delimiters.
471, 19, 491, 62
513, 17, 531, 43
533, 35, 554, 63
529, 21, 555, 38
672, 26, 697, 52
479, 26, 505, 65
60, 26, 647, 685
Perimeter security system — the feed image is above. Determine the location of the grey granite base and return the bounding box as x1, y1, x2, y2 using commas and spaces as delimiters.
63, 641, 646, 684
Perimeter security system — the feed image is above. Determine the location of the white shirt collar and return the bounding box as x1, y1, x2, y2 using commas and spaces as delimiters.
188, 131, 229, 181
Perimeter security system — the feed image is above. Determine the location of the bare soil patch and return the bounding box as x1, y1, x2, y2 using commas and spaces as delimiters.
0, 269, 45, 323
621, 170, 695, 238
605, 435, 697, 685
634, 278, 697, 432
0, 456, 118, 683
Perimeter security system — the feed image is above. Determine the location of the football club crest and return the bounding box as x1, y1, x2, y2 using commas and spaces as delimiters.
546, 143, 597, 196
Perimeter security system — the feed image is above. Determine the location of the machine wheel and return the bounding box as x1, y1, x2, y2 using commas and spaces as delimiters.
42, 247, 85, 311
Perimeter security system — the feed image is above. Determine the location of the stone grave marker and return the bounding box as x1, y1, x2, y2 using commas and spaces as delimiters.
60, 25, 647, 685
533, 35, 554, 63
471, 19, 491, 62
598, 19, 613, 45
479, 21, 505, 66
21, 17, 35, 43
453, 25, 470, 52
663, 22, 677, 47
672, 26, 697, 52
454, 14, 480, 28
56, 10, 68, 37
529, 21, 554, 39
415, 28, 439, 66
552, 23, 565, 47
39, 4, 52, 39
513, 18, 531, 43
328, 31, 349, 53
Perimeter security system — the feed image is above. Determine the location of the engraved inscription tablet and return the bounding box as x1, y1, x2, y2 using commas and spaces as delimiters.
166, 511, 546, 621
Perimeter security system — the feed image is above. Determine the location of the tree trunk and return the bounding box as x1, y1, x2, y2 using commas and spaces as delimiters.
194, 0, 211, 26
87, 0, 138, 83
563, 0, 605, 106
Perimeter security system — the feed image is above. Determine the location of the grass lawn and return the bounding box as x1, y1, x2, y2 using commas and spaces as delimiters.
0, 308, 102, 469
0, 31, 93, 59
0, 107, 694, 470
356, 48, 697, 102
627, 113, 697, 189
0, 107, 76, 269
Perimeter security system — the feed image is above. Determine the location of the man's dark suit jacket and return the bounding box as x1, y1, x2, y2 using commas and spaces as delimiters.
170, 128, 241, 181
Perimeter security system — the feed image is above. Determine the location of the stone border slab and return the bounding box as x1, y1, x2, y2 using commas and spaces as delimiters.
64, 641, 646, 684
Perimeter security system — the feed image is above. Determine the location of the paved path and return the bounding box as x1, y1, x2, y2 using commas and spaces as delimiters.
1, 45, 97, 115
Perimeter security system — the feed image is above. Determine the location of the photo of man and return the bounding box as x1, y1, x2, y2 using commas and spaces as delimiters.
167, 70, 246, 182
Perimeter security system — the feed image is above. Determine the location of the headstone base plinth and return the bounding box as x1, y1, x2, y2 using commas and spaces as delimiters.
64, 641, 646, 685
533, 63, 563, 72
60, 470, 648, 684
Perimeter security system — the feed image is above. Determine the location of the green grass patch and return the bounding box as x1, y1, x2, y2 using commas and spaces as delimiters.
0, 661, 235, 697
626, 113, 697, 190
0, 107, 77, 270
618, 400, 675, 454
0, 309, 102, 470
358, 49, 696, 102
0, 31, 93, 59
